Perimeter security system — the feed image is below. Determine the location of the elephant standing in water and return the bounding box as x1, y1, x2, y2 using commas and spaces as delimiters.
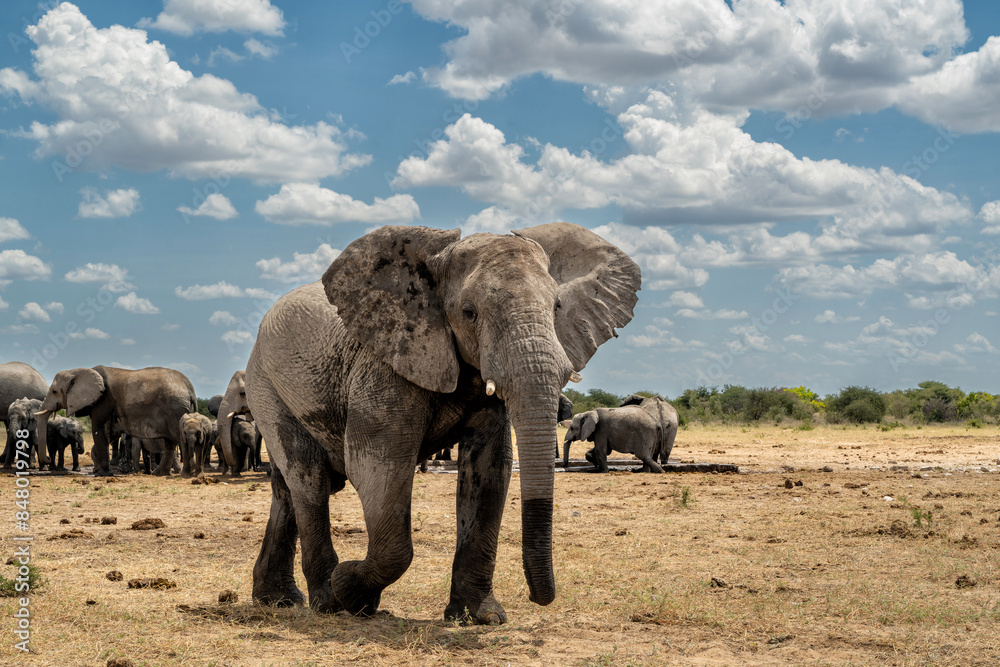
0, 361, 49, 469
37, 366, 197, 476
244, 223, 640, 623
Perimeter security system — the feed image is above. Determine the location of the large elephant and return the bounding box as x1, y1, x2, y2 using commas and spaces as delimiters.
563, 406, 663, 472
619, 394, 679, 464
217, 370, 253, 477
5, 398, 43, 469
179, 412, 214, 477
0, 361, 49, 468
46, 414, 85, 472
36, 366, 197, 476
244, 222, 640, 623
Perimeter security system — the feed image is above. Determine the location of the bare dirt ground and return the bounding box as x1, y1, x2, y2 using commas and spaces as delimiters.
2, 423, 999, 666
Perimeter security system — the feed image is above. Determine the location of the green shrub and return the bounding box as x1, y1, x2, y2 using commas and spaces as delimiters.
825, 386, 886, 424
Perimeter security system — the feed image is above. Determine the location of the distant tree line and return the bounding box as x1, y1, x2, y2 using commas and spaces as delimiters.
564, 380, 1000, 427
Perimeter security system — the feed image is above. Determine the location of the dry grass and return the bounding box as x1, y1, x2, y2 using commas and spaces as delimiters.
2, 423, 1000, 666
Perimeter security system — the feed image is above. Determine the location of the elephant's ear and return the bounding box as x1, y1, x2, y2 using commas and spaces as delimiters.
513, 222, 641, 371
579, 411, 599, 442
323, 225, 462, 393
57, 419, 74, 439
65, 368, 105, 417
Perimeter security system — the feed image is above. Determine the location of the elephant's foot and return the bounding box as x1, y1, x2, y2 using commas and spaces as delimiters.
445, 592, 507, 626
330, 561, 383, 617
152, 469, 172, 477
72, 466, 80, 472
93, 465, 115, 477
252, 583, 305, 608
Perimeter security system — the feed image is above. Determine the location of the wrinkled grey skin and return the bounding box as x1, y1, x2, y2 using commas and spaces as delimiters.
563, 407, 664, 473
179, 412, 214, 477
0, 362, 48, 468
619, 394, 679, 464
37, 365, 197, 476
245, 223, 640, 624
217, 371, 253, 477
6, 398, 43, 469
46, 414, 85, 472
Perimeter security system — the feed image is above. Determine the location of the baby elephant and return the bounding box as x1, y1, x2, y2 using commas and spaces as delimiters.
563, 406, 663, 473
46, 415, 85, 472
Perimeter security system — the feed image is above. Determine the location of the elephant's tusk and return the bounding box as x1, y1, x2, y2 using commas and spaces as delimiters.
485, 380, 496, 396
569, 371, 583, 383
226, 411, 236, 418
34, 409, 52, 418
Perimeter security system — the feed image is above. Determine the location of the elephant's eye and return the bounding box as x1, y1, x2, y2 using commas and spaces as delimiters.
555, 298, 562, 311
462, 305, 477, 322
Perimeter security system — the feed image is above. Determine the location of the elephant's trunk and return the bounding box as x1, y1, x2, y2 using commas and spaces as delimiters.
562, 433, 573, 470
219, 414, 236, 467
497, 333, 571, 607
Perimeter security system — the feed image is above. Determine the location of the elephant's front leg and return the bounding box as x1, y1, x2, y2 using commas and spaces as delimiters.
91, 422, 113, 476
446, 406, 513, 625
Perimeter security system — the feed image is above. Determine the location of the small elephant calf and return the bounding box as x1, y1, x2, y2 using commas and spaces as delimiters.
563, 406, 664, 473
46, 415, 85, 472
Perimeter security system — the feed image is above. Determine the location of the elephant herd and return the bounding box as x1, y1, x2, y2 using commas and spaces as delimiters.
0, 222, 667, 625
0, 360, 262, 478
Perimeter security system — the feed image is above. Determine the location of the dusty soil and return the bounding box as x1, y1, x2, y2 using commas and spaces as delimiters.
2, 423, 999, 666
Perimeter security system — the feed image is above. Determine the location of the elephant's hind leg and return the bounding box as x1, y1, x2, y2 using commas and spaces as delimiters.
445, 406, 512, 625
252, 463, 306, 607
332, 410, 423, 617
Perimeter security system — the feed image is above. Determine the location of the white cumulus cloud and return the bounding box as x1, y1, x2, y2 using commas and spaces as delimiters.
178, 193, 238, 220
19, 302, 50, 323
175, 281, 277, 300
0, 4, 368, 183
254, 183, 420, 225
0, 218, 30, 244
64, 263, 135, 292
256, 244, 340, 284
139, 0, 285, 36
0, 250, 51, 288
209, 311, 240, 326
115, 292, 160, 314
77, 188, 141, 218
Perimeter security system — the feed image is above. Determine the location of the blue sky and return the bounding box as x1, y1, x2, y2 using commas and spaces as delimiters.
2, 0, 1000, 400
